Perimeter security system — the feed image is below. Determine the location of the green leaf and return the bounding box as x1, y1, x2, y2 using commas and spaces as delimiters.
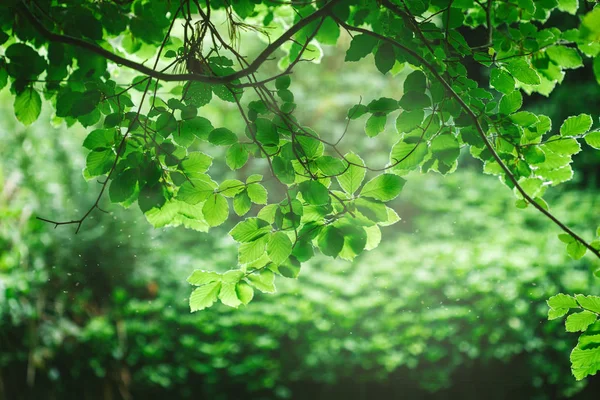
267, 232, 293, 265
109, 169, 138, 203
236, 282, 254, 305
299, 180, 330, 206
544, 136, 581, 155
499, 91, 523, 115
399, 91, 431, 111
367, 97, 399, 114
230, 218, 272, 243
567, 240, 587, 260
576, 295, 600, 314
138, 184, 167, 213
318, 226, 345, 258
431, 134, 460, 165
219, 282, 242, 308
548, 293, 578, 309
404, 70, 427, 93
275, 75, 291, 90
560, 114, 593, 137
557, 0, 578, 15
255, 118, 279, 146
360, 174, 406, 201
581, 7, 600, 42
238, 235, 268, 264
233, 190, 252, 216
86, 149, 115, 177
5, 43, 46, 79
184, 81, 212, 108
566, 311, 597, 332
226, 144, 249, 170
14, 88, 41, 126
316, 156, 346, 176
232, 0, 255, 18
365, 114, 387, 137
247, 269, 276, 293
83, 129, 116, 150
336, 152, 365, 195
209, 128, 237, 146
247, 183, 268, 204
272, 156, 296, 185
316, 17, 340, 45
390, 141, 427, 171
490, 69, 515, 95
292, 240, 314, 262
546, 45, 583, 69
203, 193, 229, 226
396, 110, 424, 133
571, 346, 600, 380
505, 58, 540, 85
156, 112, 177, 136
345, 34, 377, 62
177, 176, 217, 204
548, 308, 569, 320
187, 270, 221, 286
348, 104, 368, 119
585, 131, 600, 149
145, 200, 209, 232
180, 116, 214, 141
219, 179, 245, 197
181, 152, 212, 178
375, 42, 395, 74
189, 281, 221, 311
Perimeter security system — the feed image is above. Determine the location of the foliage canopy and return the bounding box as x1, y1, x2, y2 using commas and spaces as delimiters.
2, 0, 600, 381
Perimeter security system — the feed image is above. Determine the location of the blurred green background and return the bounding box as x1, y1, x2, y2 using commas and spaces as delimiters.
1, 27, 600, 400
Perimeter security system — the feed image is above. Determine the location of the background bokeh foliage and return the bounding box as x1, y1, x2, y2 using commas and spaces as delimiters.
1, 0, 600, 399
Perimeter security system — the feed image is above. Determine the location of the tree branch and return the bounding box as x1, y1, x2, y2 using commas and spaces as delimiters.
17, 0, 341, 84
331, 13, 600, 260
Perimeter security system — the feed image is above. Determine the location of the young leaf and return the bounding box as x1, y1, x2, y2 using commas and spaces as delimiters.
318, 226, 344, 257
490, 69, 515, 95
560, 114, 593, 137
299, 180, 330, 206
189, 281, 221, 311
203, 193, 229, 226
565, 311, 597, 332
547, 293, 578, 309
345, 34, 377, 62
267, 232, 293, 265
218, 282, 243, 308
247, 183, 268, 204
230, 218, 271, 243
360, 174, 406, 201
247, 269, 276, 293
499, 91, 523, 115
585, 131, 600, 149
236, 282, 254, 305
374, 42, 395, 74
14, 88, 42, 125
576, 295, 600, 314
187, 270, 221, 286
336, 152, 366, 195
109, 169, 138, 203
233, 190, 252, 216
209, 127, 237, 146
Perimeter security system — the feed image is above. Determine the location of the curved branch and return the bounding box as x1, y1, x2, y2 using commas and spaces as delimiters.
17, 0, 341, 84
331, 13, 600, 259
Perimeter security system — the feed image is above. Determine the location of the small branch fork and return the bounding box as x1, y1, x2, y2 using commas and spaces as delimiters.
28, 0, 600, 261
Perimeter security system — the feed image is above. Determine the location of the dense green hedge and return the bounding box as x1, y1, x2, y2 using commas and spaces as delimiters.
2, 119, 599, 400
